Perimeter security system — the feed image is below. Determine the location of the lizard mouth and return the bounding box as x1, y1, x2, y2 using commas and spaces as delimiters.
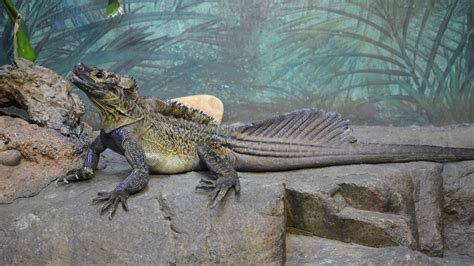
71, 64, 106, 98
71, 64, 91, 86
70, 71, 83, 84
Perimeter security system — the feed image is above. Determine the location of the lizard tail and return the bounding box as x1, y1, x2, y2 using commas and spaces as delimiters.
226, 109, 474, 171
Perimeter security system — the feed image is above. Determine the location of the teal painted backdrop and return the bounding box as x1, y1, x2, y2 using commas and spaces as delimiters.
1, 0, 473, 126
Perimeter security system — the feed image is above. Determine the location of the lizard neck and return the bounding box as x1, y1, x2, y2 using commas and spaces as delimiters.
95, 99, 146, 134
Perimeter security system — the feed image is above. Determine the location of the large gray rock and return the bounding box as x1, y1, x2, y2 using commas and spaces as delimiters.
282, 162, 442, 251
286, 234, 472, 265
442, 161, 474, 257
0, 151, 286, 265
0, 124, 473, 264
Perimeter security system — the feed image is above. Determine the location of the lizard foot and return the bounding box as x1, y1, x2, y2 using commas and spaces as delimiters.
92, 191, 129, 220
56, 167, 94, 186
196, 175, 240, 209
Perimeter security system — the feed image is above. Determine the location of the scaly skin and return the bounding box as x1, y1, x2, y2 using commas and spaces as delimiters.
58, 64, 474, 219
58, 64, 237, 219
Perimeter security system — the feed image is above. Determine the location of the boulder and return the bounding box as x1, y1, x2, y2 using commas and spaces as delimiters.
286, 234, 471, 265
276, 162, 441, 251
0, 151, 285, 265
0, 124, 473, 264
0, 59, 84, 136
0, 116, 89, 203
442, 161, 474, 257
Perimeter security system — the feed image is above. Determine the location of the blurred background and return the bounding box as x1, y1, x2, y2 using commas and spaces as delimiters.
1, 0, 473, 127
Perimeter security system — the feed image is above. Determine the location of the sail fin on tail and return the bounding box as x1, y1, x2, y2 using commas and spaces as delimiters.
229, 108, 357, 145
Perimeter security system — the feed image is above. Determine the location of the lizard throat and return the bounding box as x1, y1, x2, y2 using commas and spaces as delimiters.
93, 99, 145, 133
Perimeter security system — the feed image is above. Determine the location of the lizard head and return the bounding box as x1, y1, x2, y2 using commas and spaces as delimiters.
71, 64, 143, 133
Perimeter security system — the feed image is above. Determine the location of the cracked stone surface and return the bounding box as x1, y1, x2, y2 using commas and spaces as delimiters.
0, 116, 90, 204
0, 125, 473, 264
0, 151, 286, 265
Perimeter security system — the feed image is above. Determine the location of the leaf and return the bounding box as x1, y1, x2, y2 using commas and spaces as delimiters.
419, 0, 459, 94
106, 0, 123, 17
14, 24, 36, 62
0, 0, 36, 62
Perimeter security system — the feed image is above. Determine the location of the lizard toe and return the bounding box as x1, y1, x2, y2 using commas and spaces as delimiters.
93, 191, 129, 219
207, 176, 239, 208
195, 179, 217, 192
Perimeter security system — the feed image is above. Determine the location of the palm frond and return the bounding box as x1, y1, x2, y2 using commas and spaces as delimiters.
260, 0, 472, 125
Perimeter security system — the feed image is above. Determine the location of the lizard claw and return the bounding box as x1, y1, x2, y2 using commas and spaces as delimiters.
92, 191, 129, 220
56, 167, 94, 186
196, 175, 240, 209
195, 178, 217, 192
55, 176, 70, 186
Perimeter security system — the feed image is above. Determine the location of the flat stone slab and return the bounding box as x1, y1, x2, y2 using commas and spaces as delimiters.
286, 234, 472, 265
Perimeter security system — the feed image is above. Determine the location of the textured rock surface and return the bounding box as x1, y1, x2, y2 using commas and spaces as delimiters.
0, 59, 84, 135
286, 234, 472, 265
281, 162, 439, 250
0, 152, 285, 265
442, 161, 474, 257
0, 125, 473, 264
0, 116, 89, 203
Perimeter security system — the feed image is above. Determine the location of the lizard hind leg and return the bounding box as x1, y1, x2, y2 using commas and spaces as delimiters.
196, 142, 240, 209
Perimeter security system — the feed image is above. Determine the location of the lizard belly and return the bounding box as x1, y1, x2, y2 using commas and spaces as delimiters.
145, 151, 201, 174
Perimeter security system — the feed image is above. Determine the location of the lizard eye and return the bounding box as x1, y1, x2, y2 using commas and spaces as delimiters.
95, 72, 105, 79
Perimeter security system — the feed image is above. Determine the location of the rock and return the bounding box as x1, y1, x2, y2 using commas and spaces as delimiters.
0, 152, 285, 265
0, 116, 89, 203
0, 149, 22, 166
286, 234, 469, 265
174, 94, 224, 123
0, 59, 85, 135
411, 165, 444, 256
0, 125, 473, 264
442, 161, 474, 257
282, 162, 441, 250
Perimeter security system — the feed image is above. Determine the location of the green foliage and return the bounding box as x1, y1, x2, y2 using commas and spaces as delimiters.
106, 0, 121, 17
0, 0, 249, 124
0, 1, 236, 78
1, 0, 36, 61
259, 0, 473, 125
0, 0, 471, 126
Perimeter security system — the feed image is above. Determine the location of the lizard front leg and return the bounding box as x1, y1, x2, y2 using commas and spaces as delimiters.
196, 142, 240, 208
93, 130, 149, 219
56, 133, 106, 185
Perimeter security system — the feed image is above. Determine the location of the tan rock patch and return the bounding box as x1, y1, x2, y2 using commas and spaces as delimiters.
0, 116, 86, 203
174, 94, 224, 123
